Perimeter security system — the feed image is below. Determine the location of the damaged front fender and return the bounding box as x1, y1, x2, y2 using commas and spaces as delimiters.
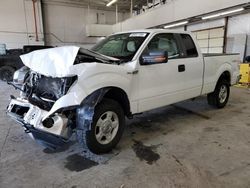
76, 88, 110, 130
75, 88, 110, 148
42, 82, 88, 121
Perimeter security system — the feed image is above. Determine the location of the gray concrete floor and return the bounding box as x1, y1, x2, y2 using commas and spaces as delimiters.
1, 81, 250, 188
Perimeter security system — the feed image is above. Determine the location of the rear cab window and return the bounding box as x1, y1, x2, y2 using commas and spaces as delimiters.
179, 34, 198, 58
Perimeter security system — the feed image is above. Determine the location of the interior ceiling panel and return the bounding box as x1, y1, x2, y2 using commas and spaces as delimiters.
42, 0, 150, 11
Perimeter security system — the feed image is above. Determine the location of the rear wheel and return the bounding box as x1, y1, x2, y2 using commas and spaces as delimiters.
207, 79, 230, 108
0, 66, 15, 81
81, 98, 125, 154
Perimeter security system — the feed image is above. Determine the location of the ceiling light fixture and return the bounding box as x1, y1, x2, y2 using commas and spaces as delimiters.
164, 21, 188, 29
106, 0, 117, 7
202, 7, 244, 20
220, 7, 244, 15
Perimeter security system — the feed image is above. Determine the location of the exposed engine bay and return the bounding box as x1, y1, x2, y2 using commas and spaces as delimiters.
21, 70, 77, 111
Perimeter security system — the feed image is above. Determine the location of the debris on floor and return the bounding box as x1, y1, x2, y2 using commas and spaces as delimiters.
64, 153, 98, 172
132, 140, 161, 165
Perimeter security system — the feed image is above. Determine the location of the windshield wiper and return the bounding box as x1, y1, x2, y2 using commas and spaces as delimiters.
79, 48, 122, 64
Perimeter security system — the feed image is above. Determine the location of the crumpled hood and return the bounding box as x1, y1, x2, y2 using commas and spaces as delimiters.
20, 46, 80, 77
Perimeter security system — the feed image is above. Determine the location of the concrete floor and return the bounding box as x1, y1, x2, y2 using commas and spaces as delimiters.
0, 81, 250, 188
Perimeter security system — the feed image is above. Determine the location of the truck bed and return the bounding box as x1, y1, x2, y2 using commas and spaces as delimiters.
202, 53, 240, 95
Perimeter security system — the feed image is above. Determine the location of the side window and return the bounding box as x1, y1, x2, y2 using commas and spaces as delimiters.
180, 34, 198, 57
145, 33, 180, 59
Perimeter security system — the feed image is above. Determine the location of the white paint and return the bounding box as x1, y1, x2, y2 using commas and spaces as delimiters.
18, 30, 240, 120
7, 29, 240, 145
7, 98, 69, 137
20, 46, 80, 77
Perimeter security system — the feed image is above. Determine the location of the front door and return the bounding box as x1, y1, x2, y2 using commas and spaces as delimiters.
137, 33, 203, 112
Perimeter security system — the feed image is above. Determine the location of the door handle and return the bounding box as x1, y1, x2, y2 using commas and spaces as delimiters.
178, 65, 185, 72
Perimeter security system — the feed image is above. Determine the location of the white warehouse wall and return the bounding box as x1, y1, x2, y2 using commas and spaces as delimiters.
0, 0, 129, 49
0, 0, 44, 49
43, 3, 129, 48
227, 13, 250, 58
113, 0, 249, 32
227, 13, 250, 35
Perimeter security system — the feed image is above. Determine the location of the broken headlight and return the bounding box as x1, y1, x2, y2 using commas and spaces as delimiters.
13, 66, 29, 85
35, 75, 78, 101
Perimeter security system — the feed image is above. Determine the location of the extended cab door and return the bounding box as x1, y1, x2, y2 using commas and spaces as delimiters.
137, 33, 203, 112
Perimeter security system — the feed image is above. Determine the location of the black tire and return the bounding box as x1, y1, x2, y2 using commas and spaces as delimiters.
82, 98, 125, 154
207, 79, 230, 108
0, 66, 15, 81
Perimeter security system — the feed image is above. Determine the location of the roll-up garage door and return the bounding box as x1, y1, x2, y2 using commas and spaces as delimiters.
192, 27, 224, 54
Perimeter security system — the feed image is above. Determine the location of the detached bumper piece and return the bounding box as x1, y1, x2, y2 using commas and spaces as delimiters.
23, 124, 67, 150
7, 98, 70, 149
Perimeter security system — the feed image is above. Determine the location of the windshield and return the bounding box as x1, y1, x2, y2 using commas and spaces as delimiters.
91, 32, 149, 62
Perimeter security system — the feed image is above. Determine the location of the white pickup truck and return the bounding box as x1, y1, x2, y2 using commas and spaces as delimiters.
7, 29, 240, 154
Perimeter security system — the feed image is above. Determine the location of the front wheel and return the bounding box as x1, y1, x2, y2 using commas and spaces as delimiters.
84, 99, 125, 154
207, 80, 230, 108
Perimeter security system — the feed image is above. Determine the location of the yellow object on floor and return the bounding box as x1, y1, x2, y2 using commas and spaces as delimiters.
235, 83, 250, 89
239, 63, 250, 84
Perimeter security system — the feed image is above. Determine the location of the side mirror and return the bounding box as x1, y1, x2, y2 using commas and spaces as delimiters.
140, 50, 168, 65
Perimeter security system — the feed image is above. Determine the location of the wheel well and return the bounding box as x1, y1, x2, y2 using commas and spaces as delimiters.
219, 71, 231, 85
103, 87, 131, 117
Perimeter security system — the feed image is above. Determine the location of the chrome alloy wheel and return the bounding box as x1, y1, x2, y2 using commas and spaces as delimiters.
219, 85, 228, 103
95, 111, 119, 145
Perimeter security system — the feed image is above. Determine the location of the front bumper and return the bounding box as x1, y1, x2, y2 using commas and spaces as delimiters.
7, 98, 70, 149
7, 98, 47, 126
13, 122, 67, 149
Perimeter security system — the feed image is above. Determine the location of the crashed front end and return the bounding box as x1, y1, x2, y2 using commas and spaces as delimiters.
6, 46, 120, 150
6, 46, 85, 149
7, 69, 78, 148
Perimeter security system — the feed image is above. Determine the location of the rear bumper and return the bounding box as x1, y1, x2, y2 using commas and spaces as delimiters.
232, 72, 241, 85
236, 74, 242, 84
